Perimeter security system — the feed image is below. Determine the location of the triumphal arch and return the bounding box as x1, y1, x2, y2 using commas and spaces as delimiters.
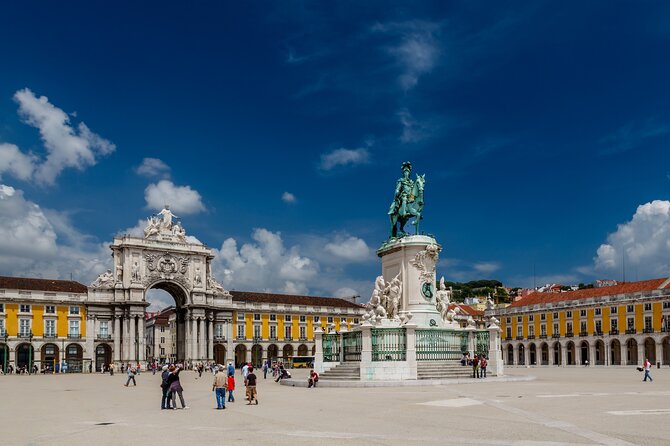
87, 206, 232, 364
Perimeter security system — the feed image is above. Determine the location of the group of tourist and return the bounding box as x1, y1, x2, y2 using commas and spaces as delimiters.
461, 353, 488, 378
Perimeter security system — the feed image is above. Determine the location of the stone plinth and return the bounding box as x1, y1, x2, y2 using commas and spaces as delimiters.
376, 235, 444, 328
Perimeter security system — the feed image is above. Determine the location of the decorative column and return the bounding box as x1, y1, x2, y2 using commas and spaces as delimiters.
85, 314, 95, 372
128, 316, 136, 363
561, 344, 567, 366
466, 326, 475, 359
524, 343, 530, 367
656, 340, 663, 367
184, 315, 191, 361
138, 313, 145, 363
226, 320, 234, 365
405, 324, 418, 379
207, 317, 214, 361
191, 314, 198, 363
487, 323, 504, 376
605, 342, 610, 366
637, 339, 644, 366
113, 315, 121, 363
589, 343, 596, 366
359, 323, 372, 380
314, 326, 325, 373
123, 316, 130, 362
199, 317, 206, 361
511, 344, 517, 366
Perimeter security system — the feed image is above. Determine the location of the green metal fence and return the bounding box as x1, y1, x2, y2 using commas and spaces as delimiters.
342, 331, 362, 362
372, 328, 406, 361
475, 330, 490, 356
415, 329, 469, 361
323, 333, 340, 362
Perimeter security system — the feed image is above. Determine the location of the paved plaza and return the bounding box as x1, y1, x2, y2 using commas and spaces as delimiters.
2, 367, 669, 446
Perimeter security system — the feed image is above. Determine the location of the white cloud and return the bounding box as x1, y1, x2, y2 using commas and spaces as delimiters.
319, 148, 370, 170
398, 109, 431, 143
0, 184, 109, 283
0, 143, 36, 180
144, 180, 206, 214
146, 288, 176, 312
334, 287, 358, 298
324, 235, 372, 262
212, 228, 318, 293
136, 157, 171, 178
282, 191, 297, 203
473, 262, 501, 274
13, 88, 115, 184
372, 21, 441, 90
594, 200, 670, 278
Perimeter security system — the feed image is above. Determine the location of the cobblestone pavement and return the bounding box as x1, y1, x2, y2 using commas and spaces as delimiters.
2, 367, 669, 446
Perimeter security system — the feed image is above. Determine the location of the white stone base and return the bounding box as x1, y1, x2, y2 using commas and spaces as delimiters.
360, 360, 416, 381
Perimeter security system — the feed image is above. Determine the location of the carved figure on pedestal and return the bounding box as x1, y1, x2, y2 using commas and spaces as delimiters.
435, 276, 452, 320
386, 273, 402, 320
172, 220, 186, 241
445, 306, 460, 324
158, 205, 178, 229
144, 216, 161, 238
131, 262, 141, 282
116, 264, 123, 281
466, 316, 476, 328
207, 276, 230, 296
362, 276, 388, 323
486, 293, 495, 310
194, 267, 202, 287
91, 269, 116, 288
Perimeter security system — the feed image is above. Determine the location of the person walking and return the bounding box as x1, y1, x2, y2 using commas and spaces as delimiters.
472, 354, 480, 379
245, 366, 258, 405
643, 358, 653, 382
480, 356, 487, 379
168, 365, 189, 409
262, 361, 268, 379
125, 366, 137, 387
227, 361, 235, 377
212, 366, 228, 409
227, 373, 236, 402
109, 363, 114, 376
242, 362, 249, 380
160, 365, 172, 410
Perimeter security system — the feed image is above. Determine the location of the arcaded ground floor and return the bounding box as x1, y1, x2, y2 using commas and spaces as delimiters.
1, 367, 668, 445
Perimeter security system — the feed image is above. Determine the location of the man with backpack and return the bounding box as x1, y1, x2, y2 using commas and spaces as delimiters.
125, 366, 137, 386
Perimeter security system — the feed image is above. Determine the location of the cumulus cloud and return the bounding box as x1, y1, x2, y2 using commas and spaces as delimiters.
372, 20, 441, 90
319, 148, 370, 170
13, 88, 115, 184
136, 157, 171, 178
324, 235, 372, 262
212, 228, 318, 293
144, 180, 206, 214
282, 191, 297, 203
0, 143, 36, 180
593, 200, 670, 278
473, 262, 501, 274
0, 184, 109, 282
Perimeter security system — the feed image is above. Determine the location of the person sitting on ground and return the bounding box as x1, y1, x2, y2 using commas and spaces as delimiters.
308, 369, 319, 388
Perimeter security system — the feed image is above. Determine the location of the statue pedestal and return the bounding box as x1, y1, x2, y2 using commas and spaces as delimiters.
376, 235, 444, 329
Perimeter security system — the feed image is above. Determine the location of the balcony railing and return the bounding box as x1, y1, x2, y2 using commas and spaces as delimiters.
539, 334, 548, 339
504, 336, 511, 341
43, 333, 57, 339
96, 334, 111, 340
643, 327, 654, 334
236, 335, 246, 340
625, 328, 636, 335
579, 331, 588, 337
515, 336, 524, 340
299, 336, 308, 341
609, 329, 619, 335
527, 335, 535, 340
285, 336, 293, 341
68, 333, 81, 339
594, 330, 604, 336
552, 333, 560, 339
17, 332, 32, 339
252, 336, 263, 344
565, 332, 574, 338
269, 336, 278, 341
214, 336, 226, 343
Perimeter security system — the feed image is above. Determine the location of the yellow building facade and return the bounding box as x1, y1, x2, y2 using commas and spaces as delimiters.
491, 278, 670, 367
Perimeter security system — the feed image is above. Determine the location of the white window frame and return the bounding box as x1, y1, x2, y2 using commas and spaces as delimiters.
237, 313, 245, 321
237, 324, 245, 339
299, 325, 306, 339
284, 314, 292, 322
19, 318, 31, 336
19, 304, 30, 314
270, 325, 277, 339
69, 320, 80, 336
69, 306, 80, 315
284, 325, 292, 339
44, 319, 56, 337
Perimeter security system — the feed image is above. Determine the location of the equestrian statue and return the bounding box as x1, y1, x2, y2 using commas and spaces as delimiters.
388, 161, 425, 238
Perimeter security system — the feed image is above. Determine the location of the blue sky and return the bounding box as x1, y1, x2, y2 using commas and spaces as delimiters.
2, 1, 670, 303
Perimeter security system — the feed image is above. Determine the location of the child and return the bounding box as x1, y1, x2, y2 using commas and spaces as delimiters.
245, 366, 258, 405
227, 373, 235, 402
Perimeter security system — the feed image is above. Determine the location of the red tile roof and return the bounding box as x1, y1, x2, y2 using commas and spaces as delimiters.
449, 303, 485, 317
0, 275, 88, 293
230, 291, 364, 310
508, 278, 670, 309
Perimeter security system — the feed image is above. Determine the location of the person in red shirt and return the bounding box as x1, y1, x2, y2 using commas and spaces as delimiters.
308, 369, 319, 388
227, 373, 235, 402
